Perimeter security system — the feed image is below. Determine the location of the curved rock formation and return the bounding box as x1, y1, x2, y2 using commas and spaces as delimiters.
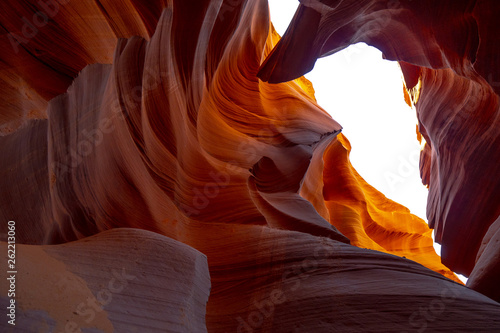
0, 0, 499, 331
468, 216, 500, 302
0, 228, 211, 332
259, 0, 500, 296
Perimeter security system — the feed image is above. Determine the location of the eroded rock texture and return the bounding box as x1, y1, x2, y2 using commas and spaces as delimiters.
0, 0, 499, 331
259, 0, 500, 300
0, 228, 211, 332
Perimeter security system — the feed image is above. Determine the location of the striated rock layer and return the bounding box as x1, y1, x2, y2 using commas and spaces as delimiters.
259, 0, 500, 300
1, 228, 211, 332
0, 0, 499, 331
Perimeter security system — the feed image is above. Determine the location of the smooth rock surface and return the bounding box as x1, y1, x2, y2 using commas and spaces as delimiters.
0, 228, 211, 332
0, 0, 499, 331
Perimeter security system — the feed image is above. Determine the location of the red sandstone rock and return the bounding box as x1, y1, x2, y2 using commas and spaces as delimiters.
0, 0, 499, 331
259, 0, 500, 283
0, 228, 211, 332
468, 216, 500, 302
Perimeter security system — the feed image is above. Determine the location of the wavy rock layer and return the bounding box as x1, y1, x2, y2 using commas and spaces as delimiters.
0, 228, 210, 332
0, 0, 499, 331
259, 0, 500, 296
468, 216, 500, 302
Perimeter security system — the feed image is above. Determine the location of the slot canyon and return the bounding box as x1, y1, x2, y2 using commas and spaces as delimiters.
0, 0, 499, 332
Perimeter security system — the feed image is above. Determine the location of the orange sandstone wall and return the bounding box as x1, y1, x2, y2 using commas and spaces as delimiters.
0, 0, 499, 331
259, 0, 500, 300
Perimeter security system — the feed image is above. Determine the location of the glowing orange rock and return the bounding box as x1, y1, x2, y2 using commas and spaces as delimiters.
1, 0, 500, 331
259, 0, 500, 296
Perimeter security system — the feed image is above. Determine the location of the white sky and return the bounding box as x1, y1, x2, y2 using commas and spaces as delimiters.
268, 1, 469, 282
